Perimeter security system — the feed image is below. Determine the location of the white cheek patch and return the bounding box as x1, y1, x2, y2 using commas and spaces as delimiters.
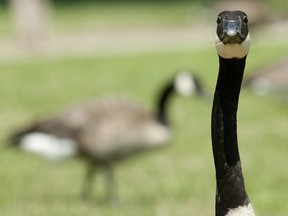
226, 203, 255, 216
174, 71, 196, 96
215, 34, 250, 59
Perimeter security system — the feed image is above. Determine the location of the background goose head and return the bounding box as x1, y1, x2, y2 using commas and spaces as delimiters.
156, 70, 206, 125
174, 70, 205, 97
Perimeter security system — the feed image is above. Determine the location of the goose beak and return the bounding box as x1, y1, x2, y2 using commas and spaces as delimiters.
222, 19, 244, 44
225, 20, 240, 35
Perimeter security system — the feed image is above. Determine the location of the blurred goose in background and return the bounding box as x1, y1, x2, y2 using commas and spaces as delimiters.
10, 70, 205, 202
243, 57, 288, 95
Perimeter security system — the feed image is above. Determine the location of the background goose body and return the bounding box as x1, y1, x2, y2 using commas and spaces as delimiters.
18, 98, 171, 161
244, 57, 288, 95
11, 71, 204, 201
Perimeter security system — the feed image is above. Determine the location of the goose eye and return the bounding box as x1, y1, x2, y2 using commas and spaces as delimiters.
217, 16, 222, 24
243, 16, 248, 24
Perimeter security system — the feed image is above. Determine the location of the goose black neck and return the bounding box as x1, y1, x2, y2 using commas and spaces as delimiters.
156, 81, 174, 125
212, 56, 250, 215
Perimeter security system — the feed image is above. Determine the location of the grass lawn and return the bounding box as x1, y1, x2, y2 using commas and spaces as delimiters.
0, 43, 288, 215
1, 1, 288, 216
0, 1, 202, 38
52, 1, 200, 33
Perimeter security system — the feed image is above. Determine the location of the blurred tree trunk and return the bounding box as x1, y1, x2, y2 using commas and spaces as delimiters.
9, 0, 52, 52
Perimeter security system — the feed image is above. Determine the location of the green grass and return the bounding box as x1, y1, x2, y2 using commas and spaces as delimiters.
0, 43, 288, 216
0, 6, 14, 38
1, 2, 199, 38
265, 0, 288, 9
52, 2, 200, 33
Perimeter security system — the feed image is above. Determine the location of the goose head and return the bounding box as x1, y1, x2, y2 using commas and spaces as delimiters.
215, 11, 250, 59
174, 71, 205, 97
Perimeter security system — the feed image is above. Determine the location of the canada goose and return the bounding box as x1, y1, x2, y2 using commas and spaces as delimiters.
243, 57, 288, 95
10, 71, 204, 202
212, 11, 255, 215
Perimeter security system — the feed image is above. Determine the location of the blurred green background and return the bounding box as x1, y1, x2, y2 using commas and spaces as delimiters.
0, 0, 288, 215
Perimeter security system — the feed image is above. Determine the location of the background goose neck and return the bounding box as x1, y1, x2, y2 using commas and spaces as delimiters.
156, 81, 174, 125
